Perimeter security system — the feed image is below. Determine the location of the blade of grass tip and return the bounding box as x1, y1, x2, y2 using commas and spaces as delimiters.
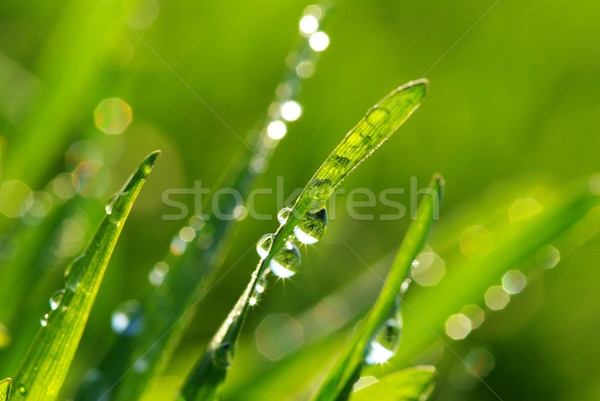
77, 7, 336, 400
178, 80, 428, 401
10, 151, 160, 401
0, 378, 10, 401
349, 366, 436, 401
311, 175, 442, 401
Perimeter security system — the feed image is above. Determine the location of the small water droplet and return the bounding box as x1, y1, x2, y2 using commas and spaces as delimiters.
111, 300, 144, 337
293, 208, 327, 244
269, 240, 301, 278
18, 384, 27, 395
40, 313, 49, 327
252, 276, 268, 303
365, 106, 390, 128
411, 259, 419, 268
105, 194, 118, 215
213, 341, 234, 368
64, 254, 87, 291
277, 207, 292, 224
365, 315, 402, 365
256, 234, 275, 259
400, 278, 411, 294
50, 289, 66, 310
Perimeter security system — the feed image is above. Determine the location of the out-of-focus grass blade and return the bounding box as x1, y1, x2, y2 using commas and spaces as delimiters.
350, 366, 436, 401
0, 378, 10, 401
178, 80, 428, 401
311, 175, 442, 401
388, 179, 600, 370
10, 151, 160, 401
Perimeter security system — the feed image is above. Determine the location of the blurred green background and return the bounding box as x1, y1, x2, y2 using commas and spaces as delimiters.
1, 0, 599, 400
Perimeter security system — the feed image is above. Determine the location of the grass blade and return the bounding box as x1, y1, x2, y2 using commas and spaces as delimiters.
0, 378, 10, 401
349, 366, 436, 401
77, 8, 336, 400
178, 79, 428, 401
311, 175, 442, 401
10, 151, 160, 401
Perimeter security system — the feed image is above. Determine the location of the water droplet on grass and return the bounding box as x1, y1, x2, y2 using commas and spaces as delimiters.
277, 207, 292, 224
18, 384, 27, 395
111, 300, 144, 336
270, 241, 301, 278
105, 194, 117, 215
64, 254, 87, 291
365, 316, 402, 365
293, 208, 327, 244
50, 289, 66, 310
213, 341, 234, 368
256, 234, 275, 259
40, 313, 49, 327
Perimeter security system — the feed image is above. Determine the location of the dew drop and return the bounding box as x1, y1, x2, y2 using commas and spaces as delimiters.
18, 384, 27, 395
105, 194, 118, 215
64, 254, 87, 291
256, 234, 275, 259
269, 240, 301, 278
50, 289, 66, 310
277, 207, 292, 224
293, 208, 327, 244
40, 313, 49, 327
365, 106, 390, 128
213, 341, 234, 368
111, 300, 144, 337
252, 276, 268, 303
365, 316, 402, 365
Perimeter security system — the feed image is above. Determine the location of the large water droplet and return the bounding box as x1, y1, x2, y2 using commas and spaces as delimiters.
64, 254, 87, 291
213, 341, 234, 368
269, 240, 301, 278
277, 207, 292, 224
111, 300, 144, 337
256, 234, 275, 259
365, 316, 402, 365
40, 313, 49, 327
50, 289, 66, 310
293, 208, 327, 244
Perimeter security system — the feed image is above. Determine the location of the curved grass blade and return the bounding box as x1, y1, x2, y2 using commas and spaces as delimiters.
10, 151, 160, 401
311, 175, 442, 401
0, 378, 10, 401
349, 366, 436, 401
178, 79, 428, 401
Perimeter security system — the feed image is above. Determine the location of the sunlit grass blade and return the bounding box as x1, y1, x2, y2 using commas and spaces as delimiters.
311, 175, 442, 401
349, 366, 436, 401
0, 378, 10, 401
178, 79, 428, 401
10, 151, 160, 401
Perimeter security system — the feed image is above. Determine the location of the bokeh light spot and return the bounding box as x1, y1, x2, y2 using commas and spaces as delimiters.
94, 98, 132, 135
0, 180, 33, 217
299, 15, 319, 35
485, 286, 510, 310
255, 314, 303, 361
281, 101, 302, 121
445, 314, 472, 340
502, 270, 527, 294
537, 245, 560, 269
460, 304, 485, 329
267, 120, 287, 140
509, 198, 542, 223
309, 31, 329, 52
411, 251, 446, 286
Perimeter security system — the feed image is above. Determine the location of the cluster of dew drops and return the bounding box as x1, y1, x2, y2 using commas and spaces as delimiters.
252, 205, 328, 298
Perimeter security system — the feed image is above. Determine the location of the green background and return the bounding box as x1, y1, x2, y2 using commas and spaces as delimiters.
1, 0, 599, 400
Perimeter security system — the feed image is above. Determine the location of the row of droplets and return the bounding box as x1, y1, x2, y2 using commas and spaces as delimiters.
255, 206, 328, 280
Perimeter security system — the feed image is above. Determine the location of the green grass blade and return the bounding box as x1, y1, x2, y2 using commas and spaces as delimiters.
10, 151, 160, 401
0, 378, 11, 401
311, 175, 442, 401
77, 9, 336, 401
349, 366, 436, 401
178, 80, 428, 401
